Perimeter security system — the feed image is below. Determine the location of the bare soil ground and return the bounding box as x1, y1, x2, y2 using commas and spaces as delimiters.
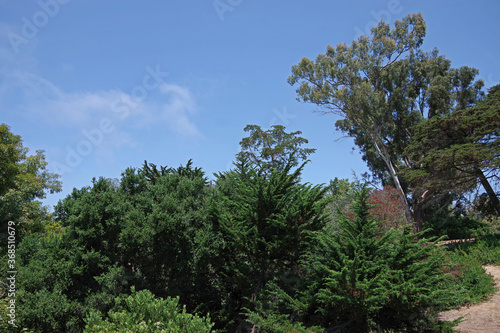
438, 265, 500, 332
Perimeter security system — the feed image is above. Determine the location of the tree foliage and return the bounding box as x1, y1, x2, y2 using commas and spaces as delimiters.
0, 124, 61, 237
304, 186, 450, 332
9, 160, 220, 332
118, 161, 219, 313
237, 124, 316, 172
288, 13, 485, 228
405, 84, 500, 215
84, 288, 214, 333
4, 122, 494, 332
212, 153, 330, 331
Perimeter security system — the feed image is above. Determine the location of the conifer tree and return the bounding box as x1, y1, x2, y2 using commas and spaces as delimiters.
309, 185, 393, 331
213, 153, 330, 331
306, 185, 450, 331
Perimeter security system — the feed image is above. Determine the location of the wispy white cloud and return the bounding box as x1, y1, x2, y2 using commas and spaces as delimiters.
0, 23, 202, 177
0, 67, 202, 139
158, 83, 200, 137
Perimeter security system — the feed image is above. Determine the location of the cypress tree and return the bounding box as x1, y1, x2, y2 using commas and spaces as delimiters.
306, 185, 449, 332
212, 153, 330, 331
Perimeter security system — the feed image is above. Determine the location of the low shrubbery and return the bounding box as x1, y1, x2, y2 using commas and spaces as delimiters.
432, 234, 499, 317
84, 288, 214, 332
453, 234, 500, 265
423, 215, 490, 240
439, 252, 496, 307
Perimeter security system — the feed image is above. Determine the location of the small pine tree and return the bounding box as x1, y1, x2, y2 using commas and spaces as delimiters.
306, 185, 450, 332
309, 185, 394, 331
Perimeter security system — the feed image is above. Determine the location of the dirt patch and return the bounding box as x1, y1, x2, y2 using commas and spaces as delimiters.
438, 265, 500, 332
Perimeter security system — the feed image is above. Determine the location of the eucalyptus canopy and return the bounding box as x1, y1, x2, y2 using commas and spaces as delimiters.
288, 13, 484, 227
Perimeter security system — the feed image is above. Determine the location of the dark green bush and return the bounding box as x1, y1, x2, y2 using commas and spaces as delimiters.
423, 215, 490, 240
304, 186, 452, 332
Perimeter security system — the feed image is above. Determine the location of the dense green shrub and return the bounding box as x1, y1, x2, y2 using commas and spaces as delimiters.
8, 162, 221, 332
304, 186, 452, 332
423, 215, 489, 240
84, 288, 214, 332
9, 231, 125, 332
212, 155, 331, 331
439, 253, 495, 308
453, 234, 500, 265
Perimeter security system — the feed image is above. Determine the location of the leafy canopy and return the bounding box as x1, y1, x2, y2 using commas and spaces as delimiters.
0, 124, 61, 237
238, 124, 316, 172
288, 13, 485, 226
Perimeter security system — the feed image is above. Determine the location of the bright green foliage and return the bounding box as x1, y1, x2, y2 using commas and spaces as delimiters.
305, 185, 450, 331
308, 185, 395, 331
213, 154, 330, 331
237, 124, 316, 172
440, 253, 495, 308
84, 288, 214, 333
0, 124, 61, 237
288, 13, 485, 226
380, 227, 450, 330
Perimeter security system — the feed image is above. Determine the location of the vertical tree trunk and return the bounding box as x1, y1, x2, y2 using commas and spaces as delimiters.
370, 133, 415, 226
386, 158, 415, 226
477, 168, 500, 215
412, 196, 424, 232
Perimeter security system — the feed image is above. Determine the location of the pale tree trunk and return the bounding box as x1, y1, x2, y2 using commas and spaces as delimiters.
369, 132, 415, 226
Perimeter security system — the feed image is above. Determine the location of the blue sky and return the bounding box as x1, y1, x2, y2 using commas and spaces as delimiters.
1, 0, 499, 208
